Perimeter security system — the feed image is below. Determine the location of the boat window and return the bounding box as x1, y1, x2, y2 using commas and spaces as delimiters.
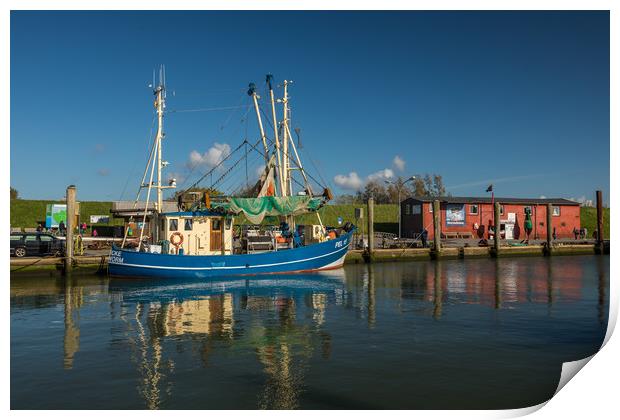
184, 219, 193, 231
169, 219, 178, 231
161, 219, 165, 231
212, 219, 221, 231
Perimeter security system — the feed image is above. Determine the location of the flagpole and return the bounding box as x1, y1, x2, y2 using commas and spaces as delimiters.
491, 190, 495, 236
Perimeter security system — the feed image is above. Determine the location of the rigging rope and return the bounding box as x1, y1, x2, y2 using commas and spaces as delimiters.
178, 139, 249, 195
166, 105, 248, 113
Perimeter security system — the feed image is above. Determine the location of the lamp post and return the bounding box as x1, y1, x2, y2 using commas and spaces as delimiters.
385, 176, 416, 238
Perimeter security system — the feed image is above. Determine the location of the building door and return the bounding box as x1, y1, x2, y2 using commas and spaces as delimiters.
210, 219, 222, 252
505, 223, 514, 240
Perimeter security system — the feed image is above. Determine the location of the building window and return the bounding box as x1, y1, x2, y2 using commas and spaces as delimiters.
552, 206, 560, 216
184, 219, 193, 231
500, 205, 504, 215
429, 204, 433, 213
169, 219, 178, 231
469, 204, 478, 215
405, 204, 411, 215
524, 206, 532, 214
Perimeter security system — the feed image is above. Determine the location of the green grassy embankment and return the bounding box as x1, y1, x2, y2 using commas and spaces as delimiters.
580, 207, 610, 239
11, 199, 609, 239
10, 199, 123, 229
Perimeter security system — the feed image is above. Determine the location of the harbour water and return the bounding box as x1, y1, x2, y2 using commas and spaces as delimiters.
11, 255, 608, 409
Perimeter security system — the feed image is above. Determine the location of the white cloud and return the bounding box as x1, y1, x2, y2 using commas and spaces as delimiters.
187, 142, 231, 168
393, 155, 405, 172
333, 172, 363, 190
367, 168, 394, 182
539, 195, 546, 199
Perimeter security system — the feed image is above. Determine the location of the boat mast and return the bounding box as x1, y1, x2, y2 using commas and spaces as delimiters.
281, 81, 312, 196
281, 80, 290, 196
247, 83, 270, 166
267, 74, 285, 196
152, 65, 167, 213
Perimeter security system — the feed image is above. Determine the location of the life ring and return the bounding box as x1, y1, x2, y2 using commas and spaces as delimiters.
170, 232, 184, 247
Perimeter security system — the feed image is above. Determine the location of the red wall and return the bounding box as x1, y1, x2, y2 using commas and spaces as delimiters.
420, 202, 580, 240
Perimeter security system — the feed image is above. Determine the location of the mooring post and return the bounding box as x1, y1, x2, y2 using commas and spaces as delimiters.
596, 190, 604, 253
367, 197, 374, 261
546, 203, 553, 254
433, 200, 441, 253
494, 201, 501, 253
65, 185, 76, 273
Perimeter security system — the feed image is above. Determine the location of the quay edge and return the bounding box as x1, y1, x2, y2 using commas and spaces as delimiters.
10, 243, 608, 277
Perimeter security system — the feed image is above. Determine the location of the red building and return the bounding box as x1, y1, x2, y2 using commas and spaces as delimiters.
400, 196, 581, 240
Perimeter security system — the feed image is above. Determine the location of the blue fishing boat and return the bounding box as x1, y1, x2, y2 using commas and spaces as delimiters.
109, 228, 352, 278
109, 70, 354, 279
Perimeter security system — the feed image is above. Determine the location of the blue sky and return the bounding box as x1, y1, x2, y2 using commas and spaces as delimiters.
10, 11, 609, 203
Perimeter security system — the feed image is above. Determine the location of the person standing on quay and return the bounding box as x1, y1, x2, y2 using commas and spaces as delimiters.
421, 228, 428, 248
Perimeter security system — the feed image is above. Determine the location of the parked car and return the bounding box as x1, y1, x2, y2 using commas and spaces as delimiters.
10, 232, 65, 258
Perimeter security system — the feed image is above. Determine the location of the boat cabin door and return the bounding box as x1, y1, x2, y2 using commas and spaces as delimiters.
210, 218, 222, 252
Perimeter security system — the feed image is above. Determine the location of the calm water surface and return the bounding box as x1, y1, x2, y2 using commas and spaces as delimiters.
11, 256, 608, 409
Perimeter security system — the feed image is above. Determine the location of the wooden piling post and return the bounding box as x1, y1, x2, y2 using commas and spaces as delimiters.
65, 185, 76, 273
596, 190, 604, 253
546, 203, 553, 252
494, 201, 501, 253
433, 200, 441, 253
367, 197, 374, 261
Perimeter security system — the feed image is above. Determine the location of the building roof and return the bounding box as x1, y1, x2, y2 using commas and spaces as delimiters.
402, 196, 580, 206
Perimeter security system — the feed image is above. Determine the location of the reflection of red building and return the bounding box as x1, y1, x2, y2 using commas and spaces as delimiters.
422, 259, 585, 310
401, 196, 580, 240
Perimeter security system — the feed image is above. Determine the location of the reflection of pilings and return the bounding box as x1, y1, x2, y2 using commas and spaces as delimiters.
368, 264, 376, 328
597, 256, 607, 325
547, 259, 554, 306
63, 278, 82, 369
433, 261, 443, 319
494, 260, 502, 309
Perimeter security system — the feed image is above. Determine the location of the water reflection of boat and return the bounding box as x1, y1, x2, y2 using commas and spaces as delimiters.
109, 269, 346, 304
109, 270, 344, 409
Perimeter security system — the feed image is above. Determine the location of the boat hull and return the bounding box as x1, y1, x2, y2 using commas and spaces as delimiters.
108, 230, 353, 279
